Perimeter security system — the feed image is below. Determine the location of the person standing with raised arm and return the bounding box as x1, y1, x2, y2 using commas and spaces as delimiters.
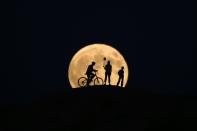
104, 60, 112, 85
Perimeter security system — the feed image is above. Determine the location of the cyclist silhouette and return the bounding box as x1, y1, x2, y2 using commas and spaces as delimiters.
85, 61, 98, 86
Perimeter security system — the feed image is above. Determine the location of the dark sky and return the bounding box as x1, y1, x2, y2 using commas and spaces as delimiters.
6, 0, 193, 104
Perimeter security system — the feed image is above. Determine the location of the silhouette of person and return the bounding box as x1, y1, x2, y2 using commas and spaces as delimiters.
117, 66, 124, 87
104, 60, 112, 85
85, 61, 97, 86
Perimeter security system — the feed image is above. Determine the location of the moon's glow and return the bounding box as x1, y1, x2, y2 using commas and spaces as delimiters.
68, 44, 129, 88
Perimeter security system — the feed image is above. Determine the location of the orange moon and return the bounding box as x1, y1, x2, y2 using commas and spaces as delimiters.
68, 44, 129, 88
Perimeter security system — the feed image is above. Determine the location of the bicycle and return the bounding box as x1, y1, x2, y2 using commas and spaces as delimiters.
78, 71, 104, 87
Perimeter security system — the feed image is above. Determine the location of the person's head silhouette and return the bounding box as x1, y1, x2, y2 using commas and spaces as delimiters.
107, 60, 110, 64
92, 61, 96, 66
121, 66, 124, 70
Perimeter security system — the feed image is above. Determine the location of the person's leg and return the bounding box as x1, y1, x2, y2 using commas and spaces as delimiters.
108, 73, 111, 85
91, 73, 96, 80
88, 73, 96, 86
104, 72, 107, 85
121, 76, 124, 87
117, 77, 120, 86
87, 74, 90, 86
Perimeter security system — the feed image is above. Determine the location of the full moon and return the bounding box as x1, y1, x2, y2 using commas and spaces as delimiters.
68, 44, 129, 88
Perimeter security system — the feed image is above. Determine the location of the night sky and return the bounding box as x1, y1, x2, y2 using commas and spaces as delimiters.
6, 1, 193, 104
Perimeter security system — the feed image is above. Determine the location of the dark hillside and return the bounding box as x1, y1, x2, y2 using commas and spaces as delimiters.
2, 85, 196, 130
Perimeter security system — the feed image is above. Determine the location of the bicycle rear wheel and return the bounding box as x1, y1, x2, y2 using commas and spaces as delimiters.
94, 77, 104, 86
78, 77, 87, 87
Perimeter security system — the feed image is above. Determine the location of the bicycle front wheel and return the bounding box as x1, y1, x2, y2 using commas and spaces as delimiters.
78, 77, 87, 87
94, 77, 103, 86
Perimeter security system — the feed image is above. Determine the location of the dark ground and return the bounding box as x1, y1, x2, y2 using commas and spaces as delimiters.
1, 86, 196, 131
